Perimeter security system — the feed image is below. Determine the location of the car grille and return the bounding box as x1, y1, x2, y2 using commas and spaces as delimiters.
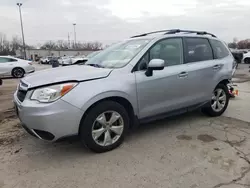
17, 81, 29, 102
17, 90, 27, 102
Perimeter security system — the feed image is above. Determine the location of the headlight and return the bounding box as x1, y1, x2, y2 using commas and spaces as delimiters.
30, 82, 78, 103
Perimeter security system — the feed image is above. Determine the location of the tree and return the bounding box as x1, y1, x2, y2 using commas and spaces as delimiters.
40, 41, 57, 50
237, 39, 250, 49
56, 40, 69, 49
228, 42, 237, 49
0, 33, 13, 55
39, 40, 103, 50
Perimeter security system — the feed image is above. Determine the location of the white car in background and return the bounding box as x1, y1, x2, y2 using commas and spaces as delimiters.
40, 56, 53, 64
60, 52, 101, 66
242, 51, 250, 64
71, 55, 86, 64
59, 56, 74, 66
0, 56, 35, 78
61, 56, 86, 66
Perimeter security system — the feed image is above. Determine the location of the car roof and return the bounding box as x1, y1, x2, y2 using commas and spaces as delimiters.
0, 56, 16, 58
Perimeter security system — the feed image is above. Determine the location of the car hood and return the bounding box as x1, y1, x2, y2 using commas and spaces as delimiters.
22, 65, 112, 88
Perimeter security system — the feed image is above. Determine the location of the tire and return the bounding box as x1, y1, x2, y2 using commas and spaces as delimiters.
79, 101, 129, 153
244, 58, 250, 64
12, 68, 25, 78
202, 84, 229, 117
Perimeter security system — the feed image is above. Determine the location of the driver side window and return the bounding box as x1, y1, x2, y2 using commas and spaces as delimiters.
137, 38, 183, 71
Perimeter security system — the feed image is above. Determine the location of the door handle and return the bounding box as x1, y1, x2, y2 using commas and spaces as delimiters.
213, 65, 221, 70
178, 72, 188, 78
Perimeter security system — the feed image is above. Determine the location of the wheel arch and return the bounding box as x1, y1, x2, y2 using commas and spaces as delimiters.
79, 93, 138, 134
217, 79, 229, 87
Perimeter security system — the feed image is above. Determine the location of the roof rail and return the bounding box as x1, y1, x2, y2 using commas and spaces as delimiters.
164, 29, 217, 37
130, 30, 172, 38
130, 29, 217, 38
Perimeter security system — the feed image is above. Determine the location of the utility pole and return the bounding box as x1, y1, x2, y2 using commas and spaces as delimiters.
17, 3, 26, 59
68, 32, 70, 49
73, 23, 76, 48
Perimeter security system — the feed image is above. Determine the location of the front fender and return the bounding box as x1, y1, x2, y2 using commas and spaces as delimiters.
80, 91, 138, 115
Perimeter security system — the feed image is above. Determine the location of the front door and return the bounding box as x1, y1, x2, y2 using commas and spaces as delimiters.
134, 38, 191, 119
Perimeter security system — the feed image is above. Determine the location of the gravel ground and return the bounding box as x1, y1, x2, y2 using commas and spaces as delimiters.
0, 63, 250, 188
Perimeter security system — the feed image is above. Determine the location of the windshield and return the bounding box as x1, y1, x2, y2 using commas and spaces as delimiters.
86, 51, 100, 58
85, 39, 150, 68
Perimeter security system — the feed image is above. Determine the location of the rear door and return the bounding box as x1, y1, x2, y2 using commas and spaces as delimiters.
183, 37, 217, 103
209, 39, 234, 76
0, 57, 17, 76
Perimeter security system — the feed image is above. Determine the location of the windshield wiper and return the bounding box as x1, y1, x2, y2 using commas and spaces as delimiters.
86, 64, 104, 68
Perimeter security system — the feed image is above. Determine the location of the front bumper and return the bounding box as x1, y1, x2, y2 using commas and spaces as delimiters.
14, 92, 83, 141
25, 66, 35, 74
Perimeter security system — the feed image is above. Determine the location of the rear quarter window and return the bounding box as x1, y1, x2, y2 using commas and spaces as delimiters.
210, 39, 230, 59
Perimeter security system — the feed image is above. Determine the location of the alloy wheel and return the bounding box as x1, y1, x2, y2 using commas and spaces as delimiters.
211, 88, 227, 112
13, 68, 24, 78
92, 111, 124, 147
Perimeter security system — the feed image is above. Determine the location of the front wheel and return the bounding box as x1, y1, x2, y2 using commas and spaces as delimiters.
202, 84, 229, 117
79, 101, 129, 153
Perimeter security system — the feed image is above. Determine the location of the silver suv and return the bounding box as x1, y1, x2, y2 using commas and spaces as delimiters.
14, 29, 234, 152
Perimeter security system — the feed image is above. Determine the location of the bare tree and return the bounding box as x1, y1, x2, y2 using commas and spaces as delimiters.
56, 40, 69, 49
40, 40, 103, 51
228, 42, 237, 49
237, 39, 250, 49
40, 41, 57, 50
10, 36, 22, 51
0, 33, 14, 55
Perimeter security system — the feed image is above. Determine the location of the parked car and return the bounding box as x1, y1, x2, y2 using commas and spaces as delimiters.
71, 56, 86, 65
61, 52, 101, 66
242, 51, 250, 64
40, 56, 53, 64
59, 56, 74, 66
14, 29, 234, 153
80, 51, 101, 64
0, 56, 35, 78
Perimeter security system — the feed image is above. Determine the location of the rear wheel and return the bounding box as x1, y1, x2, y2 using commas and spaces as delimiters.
12, 68, 25, 78
244, 58, 250, 64
202, 84, 229, 117
79, 101, 129, 153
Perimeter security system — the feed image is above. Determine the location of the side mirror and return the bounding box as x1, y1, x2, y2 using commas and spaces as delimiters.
145, 59, 165, 77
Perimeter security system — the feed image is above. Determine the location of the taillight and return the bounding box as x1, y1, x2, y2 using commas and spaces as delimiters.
28, 62, 32, 65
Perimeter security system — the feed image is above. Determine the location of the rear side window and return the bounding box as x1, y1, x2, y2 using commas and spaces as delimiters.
184, 38, 213, 63
0, 57, 17, 63
210, 39, 229, 59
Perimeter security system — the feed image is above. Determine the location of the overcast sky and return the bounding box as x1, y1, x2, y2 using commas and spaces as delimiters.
0, 0, 250, 45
